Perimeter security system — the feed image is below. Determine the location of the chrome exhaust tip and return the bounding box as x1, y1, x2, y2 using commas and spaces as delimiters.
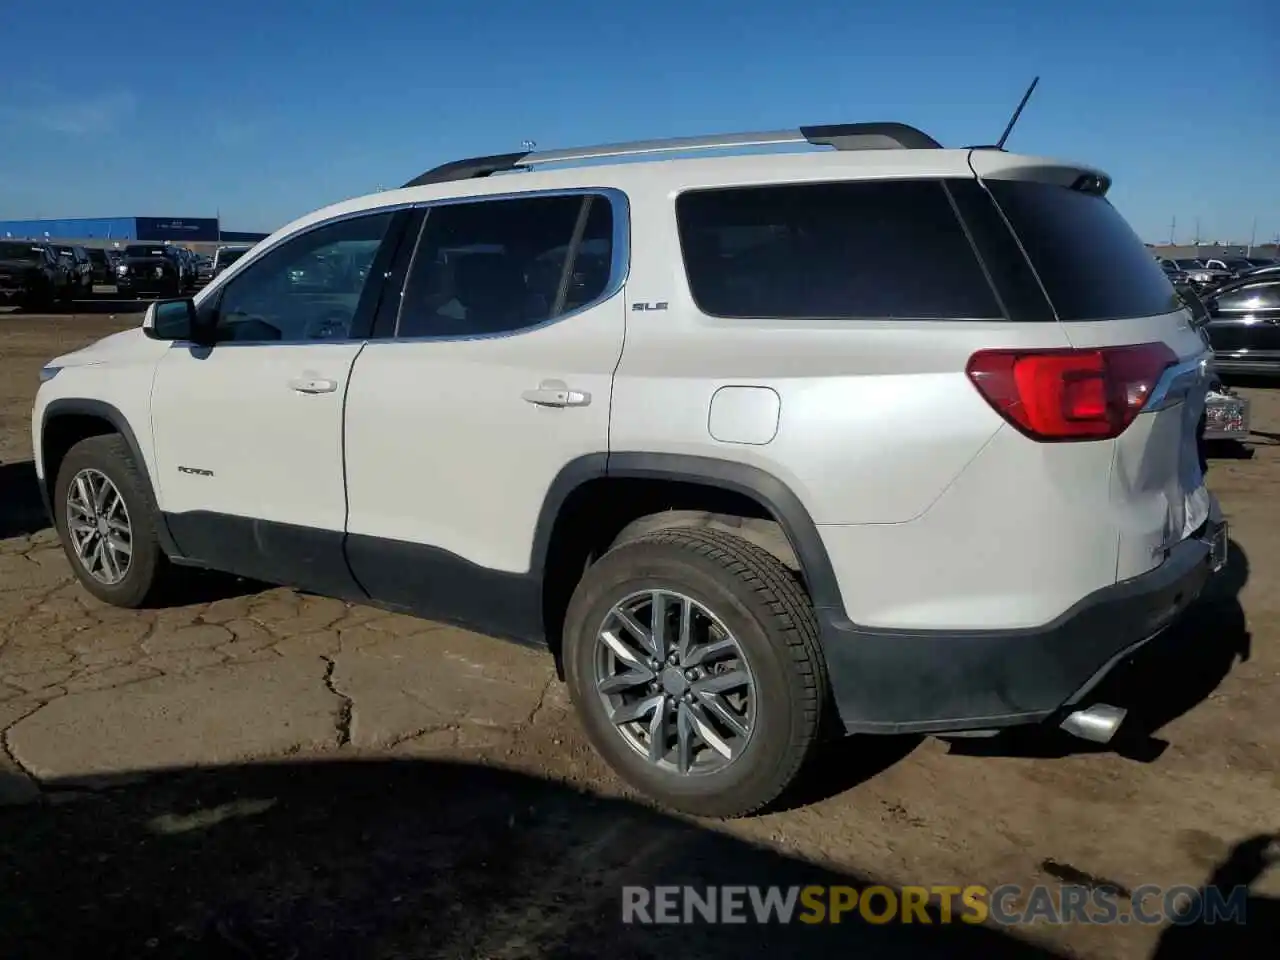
1060, 703, 1127, 744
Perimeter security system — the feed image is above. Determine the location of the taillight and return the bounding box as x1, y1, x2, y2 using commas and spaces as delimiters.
966, 343, 1178, 441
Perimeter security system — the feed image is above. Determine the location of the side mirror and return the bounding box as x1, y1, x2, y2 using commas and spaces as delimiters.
142, 298, 210, 343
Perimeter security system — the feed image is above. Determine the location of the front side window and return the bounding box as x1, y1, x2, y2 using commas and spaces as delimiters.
212, 212, 392, 343
395, 193, 614, 338
676, 180, 1001, 320
1213, 282, 1280, 312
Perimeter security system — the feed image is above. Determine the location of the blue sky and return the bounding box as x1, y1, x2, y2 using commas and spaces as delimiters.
1, 0, 1276, 242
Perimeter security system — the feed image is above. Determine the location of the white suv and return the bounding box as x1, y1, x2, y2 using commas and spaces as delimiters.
32, 122, 1227, 817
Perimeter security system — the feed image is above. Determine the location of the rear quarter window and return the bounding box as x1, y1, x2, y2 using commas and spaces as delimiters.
984, 180, 1180, 322
676, 179, 1003, 320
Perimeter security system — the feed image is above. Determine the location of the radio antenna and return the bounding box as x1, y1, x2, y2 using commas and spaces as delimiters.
995, 76, 1040, 151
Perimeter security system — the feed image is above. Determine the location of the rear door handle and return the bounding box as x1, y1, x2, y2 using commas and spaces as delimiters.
522, 380, 591, 408
289, 377, 338, 394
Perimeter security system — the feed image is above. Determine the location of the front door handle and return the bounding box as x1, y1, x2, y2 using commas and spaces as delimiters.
289, 377, 338, 394
522, 380, 591, 408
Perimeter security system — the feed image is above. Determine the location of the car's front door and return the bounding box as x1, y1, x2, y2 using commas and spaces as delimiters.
150, 208, 410, 596
342, 190, 626, 640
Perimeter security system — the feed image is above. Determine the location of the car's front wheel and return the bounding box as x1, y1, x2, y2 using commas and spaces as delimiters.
53, 434, 174, 608
563, 527, 827, 818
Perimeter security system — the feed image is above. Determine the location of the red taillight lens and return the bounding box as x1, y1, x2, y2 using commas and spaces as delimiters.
966, 343, 1178, 441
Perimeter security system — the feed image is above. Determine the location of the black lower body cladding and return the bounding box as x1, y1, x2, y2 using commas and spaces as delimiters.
819, 524, 1222, 734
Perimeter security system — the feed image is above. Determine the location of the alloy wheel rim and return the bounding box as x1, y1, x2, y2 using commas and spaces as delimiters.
65, 468, 133, 585
593, 589, 756, 775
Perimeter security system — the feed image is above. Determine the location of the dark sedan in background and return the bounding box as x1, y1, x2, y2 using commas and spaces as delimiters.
1202, 274, 1280, 376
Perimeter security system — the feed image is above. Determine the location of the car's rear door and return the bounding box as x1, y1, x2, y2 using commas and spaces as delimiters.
341, 189, 626, 640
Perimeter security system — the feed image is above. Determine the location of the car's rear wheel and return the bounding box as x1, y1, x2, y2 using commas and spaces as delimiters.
53, 435, 174, 608
562, 527, 827, 818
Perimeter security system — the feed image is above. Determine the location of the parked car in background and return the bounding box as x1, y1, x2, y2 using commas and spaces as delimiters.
1175, 285, 1251, 439
1237, 262, 1280, 281
1172, 259, 1233, 292
195, 254, 214, 281
114, 244, 186, 298
1201, 257, 1258, 278
1200, 274, 1280, 375
176, 247, 199, 290
55, 245, 94, 297
85, 247, 116, 286
211, 243, 252, 278
1159, 259, 1190, 285
0, 241, 74, 310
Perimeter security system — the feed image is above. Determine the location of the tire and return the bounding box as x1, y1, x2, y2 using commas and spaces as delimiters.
562, 527, 827, 818
53, 434, 174, 608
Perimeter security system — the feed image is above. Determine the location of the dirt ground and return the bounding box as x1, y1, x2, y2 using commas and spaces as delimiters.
1, 309, 1276, 959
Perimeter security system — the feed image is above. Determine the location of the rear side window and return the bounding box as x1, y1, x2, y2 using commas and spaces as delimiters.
676, 180, 1002, 320
395, 193, 614, 338
985, 180, 1180, 322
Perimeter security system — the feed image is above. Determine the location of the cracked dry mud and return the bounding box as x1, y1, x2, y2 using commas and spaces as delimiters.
1, 313, 1278, 959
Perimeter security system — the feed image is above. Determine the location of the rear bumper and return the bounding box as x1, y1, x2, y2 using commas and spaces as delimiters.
820, 519, 1224, 735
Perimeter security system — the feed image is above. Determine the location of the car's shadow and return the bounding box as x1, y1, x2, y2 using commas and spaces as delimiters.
0, 757, 1071, 959
1204, 439, 1256, 459
0, 460, 50, 540
949, 540, 1250, 764
1, 758, 1272, 958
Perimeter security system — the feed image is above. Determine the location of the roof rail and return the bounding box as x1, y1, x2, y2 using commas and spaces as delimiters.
399, 121, 942, 188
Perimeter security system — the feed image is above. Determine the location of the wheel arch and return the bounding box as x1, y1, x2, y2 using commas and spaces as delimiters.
532, 453, 846, 667
40, 398, 182, 558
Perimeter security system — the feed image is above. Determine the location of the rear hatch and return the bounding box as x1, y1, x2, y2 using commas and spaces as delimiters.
969, 152, 1213, 580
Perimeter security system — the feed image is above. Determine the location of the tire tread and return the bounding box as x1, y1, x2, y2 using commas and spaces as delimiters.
567, 525, 827, 817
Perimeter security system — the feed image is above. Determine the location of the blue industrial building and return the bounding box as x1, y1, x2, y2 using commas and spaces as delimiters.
0, 216, 268, 244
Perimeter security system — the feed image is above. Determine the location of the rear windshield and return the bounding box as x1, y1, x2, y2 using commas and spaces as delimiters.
985, 180, 1180, 322
676, 180, 1002, 320
216, 249, 247, 266
125, 245, 167, 258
